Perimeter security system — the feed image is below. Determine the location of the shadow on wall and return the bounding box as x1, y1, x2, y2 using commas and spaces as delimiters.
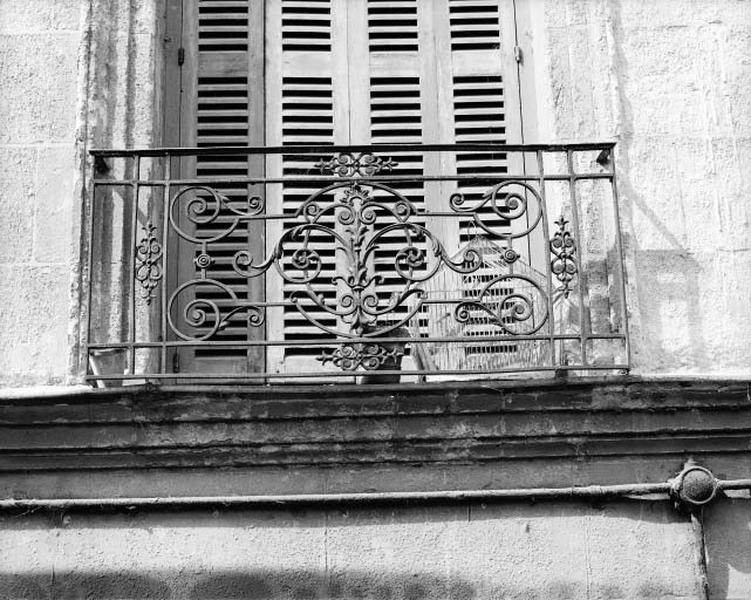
0, 499, 709, 599
607, 1, 709, 372
704, 497, 751, 600
0, 568, 687, 600
634, 250, 706, 370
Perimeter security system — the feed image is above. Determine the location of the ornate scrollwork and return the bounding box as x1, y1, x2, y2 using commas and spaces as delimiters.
169, 185, 264, 244
318, 342, 405, 371
167, 279, 264, 341
167, 166, 552, 370
450, 181, 543, 239
194, 252, 213, 270
550, 216, 577, 297
134, 220, 163, 304
455, 274, 549, 335
316, 152, 398, 177
231, 179, 525, 340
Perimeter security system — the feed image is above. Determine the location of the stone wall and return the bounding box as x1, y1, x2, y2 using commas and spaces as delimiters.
0, 1, 82, 385
1, 2, 750, 599
527, 0, 751, 376
0, 501, 717, 599
0, 0, 161, 387
1, 0, 750, 385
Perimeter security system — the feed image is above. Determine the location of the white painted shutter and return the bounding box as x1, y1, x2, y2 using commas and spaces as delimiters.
446, 0, 521, 243
265, 0, 342, 374
176, 0, 264, 374
444, 0, 525, 357
176, 0, 522, 376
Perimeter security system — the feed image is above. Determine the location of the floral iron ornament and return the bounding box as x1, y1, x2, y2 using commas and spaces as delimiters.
316, 152, 398, 177
550, 216, 577, 297
318, 340, 405, 371
134, 220, 163, 304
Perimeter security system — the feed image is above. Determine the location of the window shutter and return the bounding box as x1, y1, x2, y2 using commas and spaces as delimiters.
367, 0, 419, 52
264, 0, 342, 374
443, 0, 526, 360
175, 0, 265, 374
446, 0, 522, 244
448, 0, 503, 51
171, 0, 523, 376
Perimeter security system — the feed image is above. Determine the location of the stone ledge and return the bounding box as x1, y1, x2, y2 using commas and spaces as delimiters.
1, 378, 749, 498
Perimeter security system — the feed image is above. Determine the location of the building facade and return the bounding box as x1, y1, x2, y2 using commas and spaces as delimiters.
1, 0, 750, 598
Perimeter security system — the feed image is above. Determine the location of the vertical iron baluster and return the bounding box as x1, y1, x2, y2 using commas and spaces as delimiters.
86, 167, 97, 380
609, 156, 631, 370
128, 157, 141, 375
565, 150, 588, 367
161, 155, 171, 375
536, 150, 556, 367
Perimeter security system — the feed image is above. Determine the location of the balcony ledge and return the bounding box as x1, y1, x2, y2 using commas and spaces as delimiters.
1, 376, 749, 501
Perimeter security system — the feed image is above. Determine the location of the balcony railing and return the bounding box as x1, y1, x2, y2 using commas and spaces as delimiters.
86, 143, 629, 384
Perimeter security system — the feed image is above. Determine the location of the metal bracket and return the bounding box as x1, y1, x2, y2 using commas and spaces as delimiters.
670, 460, 720, 512
93, 155, 110, 176
595, 148, 611, 166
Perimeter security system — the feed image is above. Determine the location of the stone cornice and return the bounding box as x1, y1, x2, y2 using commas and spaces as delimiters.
1, 378, 749, 498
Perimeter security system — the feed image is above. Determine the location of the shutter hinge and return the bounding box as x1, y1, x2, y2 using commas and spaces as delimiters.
177, 47, 185, 66
172, 352, 181, 373
513, 45, 523, 64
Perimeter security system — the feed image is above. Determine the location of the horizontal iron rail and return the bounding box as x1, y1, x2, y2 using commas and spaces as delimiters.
86, 364, 632, 382
88, 333, 627, 349
2, 478, 749, 512
90, 142, 617, 158
93, 173, 615, 186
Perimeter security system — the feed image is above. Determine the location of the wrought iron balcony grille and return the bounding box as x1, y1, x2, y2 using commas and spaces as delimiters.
86, 143, 629, 384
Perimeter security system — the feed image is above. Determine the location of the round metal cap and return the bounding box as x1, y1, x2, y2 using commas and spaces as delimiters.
673, 465, 718, 507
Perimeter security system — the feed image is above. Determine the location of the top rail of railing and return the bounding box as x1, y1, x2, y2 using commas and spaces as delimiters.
90, 141, 616, 158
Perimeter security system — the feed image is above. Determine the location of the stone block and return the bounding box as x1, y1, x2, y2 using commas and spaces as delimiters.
542, 0, 595, 29
0, 1, 54, 34
617, 0, 751, 29
704, 498, 751, 600
33, 145, 76, 264
630, 247, 751, 376
0, 501, 708, 599
619, 26, 698, 83
693, 250, 751, 373
324, 501, 701, 599
619, 136, 751, 253
51, 0, 81, 31
0, 509, 328, 598
0, 265, 70, 385
0, 147, 37, 264
0, 33, 79, 145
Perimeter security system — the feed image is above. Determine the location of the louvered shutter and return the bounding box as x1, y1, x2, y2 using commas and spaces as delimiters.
172, 0, 522, 376
441, 0, 525, 358
359, 0, 432, 337
353, 0, 523, 349
264, 0, 343, 374
444, 0, 523, 244
172, 0, 266, 374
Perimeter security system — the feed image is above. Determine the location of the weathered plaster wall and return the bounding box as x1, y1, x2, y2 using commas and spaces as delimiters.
0, 1, 83, 385
0, 0, 162, 387
0, 500, 718, 599
529, 0, 751, 377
